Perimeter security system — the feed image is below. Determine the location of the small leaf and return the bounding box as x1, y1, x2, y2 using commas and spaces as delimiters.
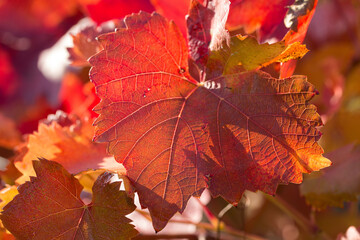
1, 159, 138, 239
14, 111, 117, 181
207, 35, 308, 75
90, 12, 329, 231
68, 19, 125, 67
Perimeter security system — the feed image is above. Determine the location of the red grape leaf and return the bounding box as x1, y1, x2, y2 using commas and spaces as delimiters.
207, 35, 308, 75
14, 111, 117, 181
0, 159, 138, 239
300, 144, 360, 209
187, 0, 308, 77
89, 11, 330, 231
280, 0, 318, 78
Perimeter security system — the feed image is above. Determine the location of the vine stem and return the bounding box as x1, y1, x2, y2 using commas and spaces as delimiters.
134, 208, 266, 240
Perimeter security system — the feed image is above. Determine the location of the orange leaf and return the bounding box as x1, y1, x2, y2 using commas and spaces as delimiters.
14, 111, 118, 181
1, 159, 138, 239
90, 11, 329, 231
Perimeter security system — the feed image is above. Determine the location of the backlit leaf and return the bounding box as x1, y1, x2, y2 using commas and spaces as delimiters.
90, 12, 329, 231
14, 111, 116, 181
0, 159, 138, 239
207, 35, 308, 74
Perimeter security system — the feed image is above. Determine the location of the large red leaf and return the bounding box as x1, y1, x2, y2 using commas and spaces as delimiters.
89, 11, 330, 231
1, 159, 138, 239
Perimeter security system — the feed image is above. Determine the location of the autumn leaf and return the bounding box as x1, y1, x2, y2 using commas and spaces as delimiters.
0, 159, 138, 239
14, 111, 117, 181
187, 0, 307, 77
300, 145, 360, 209
206, 35, 308, 74
89, 10, 329, 231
